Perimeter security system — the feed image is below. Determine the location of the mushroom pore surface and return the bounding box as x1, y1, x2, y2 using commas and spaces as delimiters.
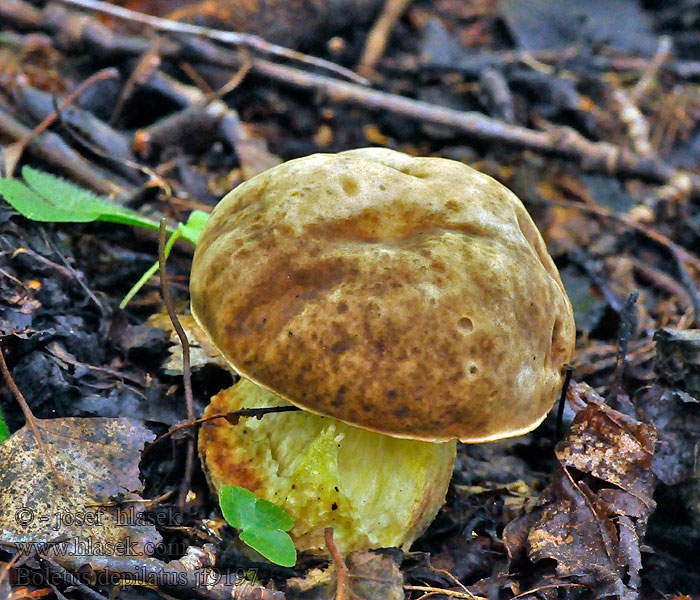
190, 147, 576, 442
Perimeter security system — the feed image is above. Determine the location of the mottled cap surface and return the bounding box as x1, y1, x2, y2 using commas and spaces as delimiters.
190, 148, 575, 442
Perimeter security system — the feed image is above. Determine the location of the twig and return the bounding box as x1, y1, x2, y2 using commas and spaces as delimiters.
13, 0, 699, 192
357, 0, 412, 76
0, 550, 21, 593
4, 68, 119, 177
555, 365, 575, 441
111, 38, 164, 125
509, 583, 585, 599
431, 569, 478, 599
325, 527, 351, 600
43, 234, 107, 317
0, 106, 130, 197
549, 198, 700, 269
158, 220, 195, 508
479, 68, 515, 124
10, 84, 140, 183
404, 585, 485, 599
549, 199, 700, 323
40, 555, 109, 600
54, 0, 368, 85
0, 344, 66, 491
630, 36, 672, 102
610, 86, 654, 157
146, 406, 300, 450
245, 59, 700, 194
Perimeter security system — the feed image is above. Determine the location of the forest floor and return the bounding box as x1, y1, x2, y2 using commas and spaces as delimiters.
0, 1, 699, 599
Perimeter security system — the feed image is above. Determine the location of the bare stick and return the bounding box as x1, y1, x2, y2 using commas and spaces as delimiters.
4, 68, 118, 177
157, 219, 195, 508
0, 106, 130, 197
325, 527, 351, 600
403, 586, 484, 599
357, 0, 412, 76
550, 198, 700, 323
146, 406, 300, 451
54, 0, 368, 85
248, 59, 700, 195
0, 344, 66, 490
630, 36, 672, 102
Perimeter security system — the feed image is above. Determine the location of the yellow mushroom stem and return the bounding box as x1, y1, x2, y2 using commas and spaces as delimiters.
199, 378, 457, 554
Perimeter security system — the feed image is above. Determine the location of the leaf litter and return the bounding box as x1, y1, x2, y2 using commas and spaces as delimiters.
0, 417, 160, 567
2, 0, 700, 597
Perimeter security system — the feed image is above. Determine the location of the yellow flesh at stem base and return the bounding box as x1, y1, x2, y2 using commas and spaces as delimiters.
199, 378, 457, 554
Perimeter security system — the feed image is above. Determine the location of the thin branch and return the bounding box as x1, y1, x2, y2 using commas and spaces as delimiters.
0, 344, 66, 491
357, 0, 412, 76
509, 583, 585, 599
40, 555, 109, 600
325, 527, 352, 600
549, 199, 700, 324
146, 406, 301, 451
158, 219, 195, 508
44, 233, 107, 317
4, 68, 119, 177
54, 0, 368, 85
404, 585, 485, 599
246, 59, 700, 195
0, 106, 130, 197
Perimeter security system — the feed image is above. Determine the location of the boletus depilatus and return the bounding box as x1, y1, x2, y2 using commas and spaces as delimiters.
191, 148, 575, 555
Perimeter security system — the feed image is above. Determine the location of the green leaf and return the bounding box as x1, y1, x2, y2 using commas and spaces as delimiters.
219, 485, 258, 531
219, 485, 297, 566
0, 178, 94, 222
0, 405, 9, 444
240, 528, 297, 567
252, 498, 294, 531
0, 166, 168, 231
21, 166, 160, 229
0, 167, 210, 243
0, 167, 212, 309
180, 209, 210, 245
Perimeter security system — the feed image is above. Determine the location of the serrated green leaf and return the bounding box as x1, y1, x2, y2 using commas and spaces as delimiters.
219, 485, 258, 531
0, 178, 97, 222
21, 166, 159, 229
0, 168, 209, 245
252, 498, 294, 531
240, 528, 297, 567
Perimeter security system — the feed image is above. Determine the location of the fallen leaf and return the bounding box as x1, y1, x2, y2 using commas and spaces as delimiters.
504, 383, 657, 599
634, 329, 700, 485
0, 417, 160, 567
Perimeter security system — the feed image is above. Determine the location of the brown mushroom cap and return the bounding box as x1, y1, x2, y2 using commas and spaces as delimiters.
190, 148, 575, 442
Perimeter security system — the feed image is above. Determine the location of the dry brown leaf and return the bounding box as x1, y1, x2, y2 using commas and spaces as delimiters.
504, 383, 657, 599
0, 417, 160, 566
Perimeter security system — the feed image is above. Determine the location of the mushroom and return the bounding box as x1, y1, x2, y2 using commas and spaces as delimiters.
192, 148, 575, 554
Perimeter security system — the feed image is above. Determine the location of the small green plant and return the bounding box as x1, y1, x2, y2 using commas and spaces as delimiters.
0, 167, 209, 307
0, 406, 9, 443
219, 484, 297, 567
